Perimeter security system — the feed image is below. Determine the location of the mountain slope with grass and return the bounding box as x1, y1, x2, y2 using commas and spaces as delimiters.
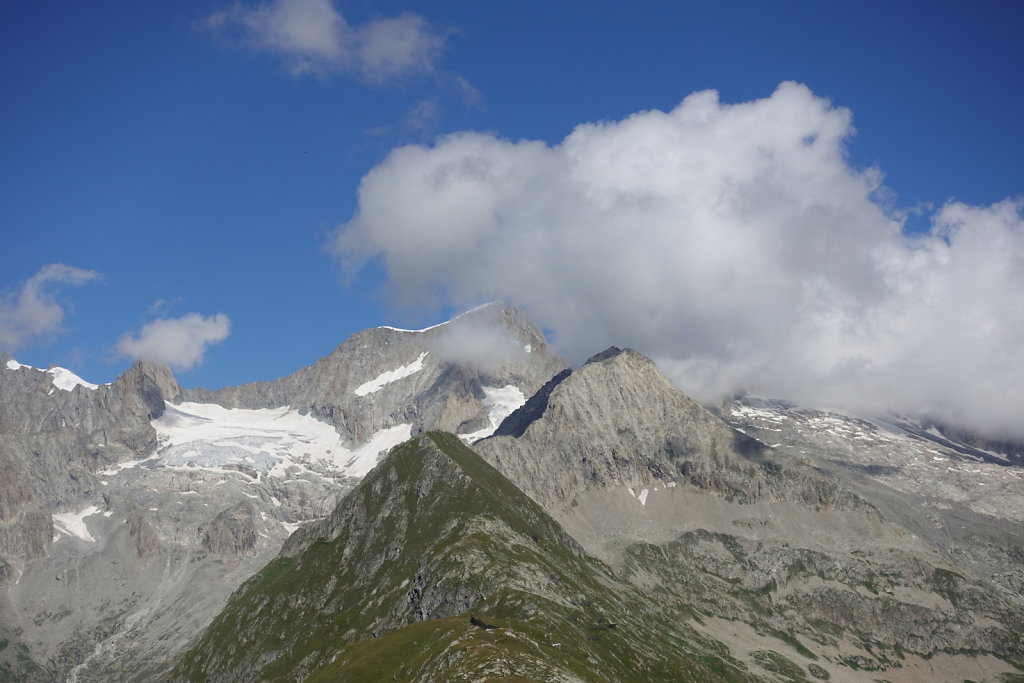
172, 432, 751, 682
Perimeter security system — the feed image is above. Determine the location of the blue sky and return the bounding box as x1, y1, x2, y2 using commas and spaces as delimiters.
2, 1, 1023, 433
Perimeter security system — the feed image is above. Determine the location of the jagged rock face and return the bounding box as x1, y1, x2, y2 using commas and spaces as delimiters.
0, 357, 178, 456
202, 502, 259, 563
125, 508, 159, 559
0, 357, 184, 583
0, 447, 51, 562
477, 347, 861, 513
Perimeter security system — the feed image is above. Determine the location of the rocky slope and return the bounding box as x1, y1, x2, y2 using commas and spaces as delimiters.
182, 303, 563, 442
0, 304, 565, 681
0, 354, 182, 680
172, 432, 752, 682
474, 348, 1024, 680
478, 348, 863, 514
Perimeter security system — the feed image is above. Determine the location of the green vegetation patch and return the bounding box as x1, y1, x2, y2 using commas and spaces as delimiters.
751, 649, 810, 682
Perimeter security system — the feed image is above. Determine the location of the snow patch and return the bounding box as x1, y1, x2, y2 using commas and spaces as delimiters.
153, 401, 411, 481
460, 385, 527, 443
97, 454, 160, 476
52, 506, 102, 542
322, 423, 413, 477
731, 404, 787, 422
154, 402, 343, 473
354, 353, 427, 396
638, 488, 649, 506
48, 366, 98, 391
4, 359, 98, 390
377, 302, 497, 333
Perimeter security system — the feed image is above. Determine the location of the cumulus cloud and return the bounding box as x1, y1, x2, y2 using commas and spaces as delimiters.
0, 264, 101, 351
203, 0, 445, 81
332, 82, 1024, 439
116, 313, 231, 370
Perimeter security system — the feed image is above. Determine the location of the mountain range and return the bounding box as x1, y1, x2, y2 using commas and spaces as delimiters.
1, 304, 1021, 681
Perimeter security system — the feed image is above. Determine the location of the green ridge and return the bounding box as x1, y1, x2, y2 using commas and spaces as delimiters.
172, 432, 750, 682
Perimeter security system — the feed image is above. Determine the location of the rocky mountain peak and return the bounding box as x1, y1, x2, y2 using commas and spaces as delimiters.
477, 346, 862, 513
114, 359, 182, 420
180, 303, 566, 447
582, 345, 628, 365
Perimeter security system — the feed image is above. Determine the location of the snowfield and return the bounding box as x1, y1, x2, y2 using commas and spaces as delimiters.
5, 359, 99, 391
354, 353, 428, 396
52, 506, 102, 543
152, 402, 409, 480
460, 385, 527, 443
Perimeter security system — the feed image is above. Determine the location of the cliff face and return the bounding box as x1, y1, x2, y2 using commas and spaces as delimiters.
0, 358, 181, 567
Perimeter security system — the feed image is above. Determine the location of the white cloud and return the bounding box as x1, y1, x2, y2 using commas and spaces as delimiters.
204, 0, 445, 81
0, 264, 101, 351
427, 311, 528, 375
332, 82, 1024, 439
116, 313, 231, 370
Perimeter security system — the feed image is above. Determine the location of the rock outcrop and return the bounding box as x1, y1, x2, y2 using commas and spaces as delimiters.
202, 502, 259, 564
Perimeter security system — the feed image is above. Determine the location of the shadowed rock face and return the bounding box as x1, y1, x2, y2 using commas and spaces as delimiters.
125, 508, 159, 559
202, 502, 259, 564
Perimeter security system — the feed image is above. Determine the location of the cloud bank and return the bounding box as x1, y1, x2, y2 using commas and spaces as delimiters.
332, 82, 1024, 439
0, 264, 101, 351
204, 0, 445, 81
117, 313, 231, 370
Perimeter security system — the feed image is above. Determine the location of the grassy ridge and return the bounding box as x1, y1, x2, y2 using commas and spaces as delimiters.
172, 433, 750, 682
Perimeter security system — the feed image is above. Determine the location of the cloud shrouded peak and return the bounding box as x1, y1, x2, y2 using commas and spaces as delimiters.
332, 82, 1024, 439
116, 313, 231, 370
204, 0, 445, 81
0, 264, 101, 351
